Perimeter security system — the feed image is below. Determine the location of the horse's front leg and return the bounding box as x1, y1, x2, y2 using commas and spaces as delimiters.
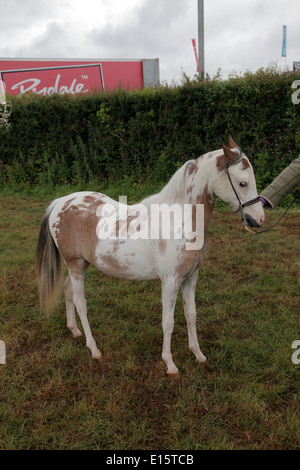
161, 277, 180, 375
181, 270, 207, 363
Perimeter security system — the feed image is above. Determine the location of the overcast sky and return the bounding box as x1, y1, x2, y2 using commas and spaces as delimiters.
0, 0, 299, 83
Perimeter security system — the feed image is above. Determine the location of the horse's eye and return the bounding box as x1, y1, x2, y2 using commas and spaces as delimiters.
239, 181, 247, 187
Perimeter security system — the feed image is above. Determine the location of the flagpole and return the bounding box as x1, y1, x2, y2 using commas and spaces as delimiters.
198, 0, 204, 79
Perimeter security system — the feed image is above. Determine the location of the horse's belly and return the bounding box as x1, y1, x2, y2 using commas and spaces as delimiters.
92, 239, 158, 281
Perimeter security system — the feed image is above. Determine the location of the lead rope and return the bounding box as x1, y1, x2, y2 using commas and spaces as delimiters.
242, 191, 300, 235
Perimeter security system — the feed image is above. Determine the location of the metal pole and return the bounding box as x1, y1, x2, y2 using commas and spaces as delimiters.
198, 0, 204, 78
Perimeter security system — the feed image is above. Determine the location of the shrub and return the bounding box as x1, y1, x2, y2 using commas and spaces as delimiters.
0, 69, 299, 194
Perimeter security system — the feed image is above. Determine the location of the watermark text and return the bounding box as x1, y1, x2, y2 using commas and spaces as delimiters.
96, 197, 204, 250
291, 340, 300, 365
292, 80, 300, 105
0, 341, 6, 364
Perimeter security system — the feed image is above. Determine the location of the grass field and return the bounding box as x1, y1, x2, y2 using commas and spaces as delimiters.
0, 188, 299, 450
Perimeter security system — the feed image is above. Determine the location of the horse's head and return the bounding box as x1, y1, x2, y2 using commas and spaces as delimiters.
213, 137, 265, 228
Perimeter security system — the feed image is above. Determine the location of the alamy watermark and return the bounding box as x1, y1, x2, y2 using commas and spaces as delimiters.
0, 79, 5, 104
292, 80, 300, 105
0, 79, 11, 129
291, 340, 300, 365
0, 341, 6, 365
96, 197, 204, 250
290, 83, 300, 366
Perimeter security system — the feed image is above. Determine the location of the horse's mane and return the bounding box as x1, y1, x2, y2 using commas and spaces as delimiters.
141, 159, 195, 207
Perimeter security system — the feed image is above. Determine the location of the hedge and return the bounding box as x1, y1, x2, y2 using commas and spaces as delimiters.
0, 69, 300, 192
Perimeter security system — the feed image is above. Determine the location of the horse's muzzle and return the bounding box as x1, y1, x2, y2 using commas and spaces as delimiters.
244, 214, 261, 228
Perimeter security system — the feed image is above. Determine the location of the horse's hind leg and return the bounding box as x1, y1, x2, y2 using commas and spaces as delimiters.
68, 259, 102, 361
64, 275, 82, 338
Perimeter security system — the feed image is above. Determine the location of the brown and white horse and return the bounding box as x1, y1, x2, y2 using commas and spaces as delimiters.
37, 137, 264, 374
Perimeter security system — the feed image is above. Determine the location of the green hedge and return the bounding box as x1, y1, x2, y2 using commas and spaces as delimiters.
0, 69, 300, 192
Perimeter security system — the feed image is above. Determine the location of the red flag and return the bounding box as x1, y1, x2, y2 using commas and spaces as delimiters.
192, 39, 199, 72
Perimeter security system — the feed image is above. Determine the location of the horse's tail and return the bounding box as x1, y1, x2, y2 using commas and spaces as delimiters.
36, 203, 63, 314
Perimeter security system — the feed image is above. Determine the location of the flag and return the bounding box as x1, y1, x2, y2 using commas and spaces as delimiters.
192, 39, 199, 72
281, 25, 287, 57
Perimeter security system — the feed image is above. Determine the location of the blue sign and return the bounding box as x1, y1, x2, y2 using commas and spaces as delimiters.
282, 25, 287, 57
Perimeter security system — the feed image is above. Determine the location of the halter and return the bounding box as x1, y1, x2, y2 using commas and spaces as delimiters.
224, 150, 261, 214
225, 149, 299, 235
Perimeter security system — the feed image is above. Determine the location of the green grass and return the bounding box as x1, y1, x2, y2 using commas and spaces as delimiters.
0, 188, 299, 450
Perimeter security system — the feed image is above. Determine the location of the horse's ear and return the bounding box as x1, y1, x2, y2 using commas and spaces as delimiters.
222, 144, 239, 164
229, 135, 239, 149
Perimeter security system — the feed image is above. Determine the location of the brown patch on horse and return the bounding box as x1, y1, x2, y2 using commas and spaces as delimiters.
241, 157, 250, 170
187, 161, 198, 176
186, 161, 199, 194
223, 144, 240, 163
55, 194, 103, 272
217, 145, 243, 172
196, 185, 215, 230
127, 214, 138, 229
216, 154, 225, 172
159, 239, 167, 255
99, 253, 129, 276
83, 194, 99, 204
61, 197, 76, 212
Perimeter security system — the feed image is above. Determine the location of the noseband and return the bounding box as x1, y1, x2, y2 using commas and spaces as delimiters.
224, 151, 261, 214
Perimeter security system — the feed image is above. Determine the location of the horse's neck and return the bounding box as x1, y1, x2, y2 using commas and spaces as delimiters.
142, 163, 189, 207
185, 156, 217, 205
142, 154, 218, 208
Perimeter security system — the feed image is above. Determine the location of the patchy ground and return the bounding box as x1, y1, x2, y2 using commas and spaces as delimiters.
0, 196, 299, 450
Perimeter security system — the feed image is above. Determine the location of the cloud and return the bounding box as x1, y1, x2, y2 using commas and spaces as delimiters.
0, 0, 71, 57
0, 0, 299, 82
88, 0, 191, 55
0, 0, 49, 33
203, 0, 299, 76
87, 0, 196, 81
21, 22, 73, 57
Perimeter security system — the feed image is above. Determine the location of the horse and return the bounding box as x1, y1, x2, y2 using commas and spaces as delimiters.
36, 137, 265, 375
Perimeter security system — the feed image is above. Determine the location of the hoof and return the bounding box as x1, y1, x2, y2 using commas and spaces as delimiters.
196, 353, 207, 363
93, 352, 103, 361
167, 367, 179, 376
69, 327, 83, 338
73, 331, 83, 339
